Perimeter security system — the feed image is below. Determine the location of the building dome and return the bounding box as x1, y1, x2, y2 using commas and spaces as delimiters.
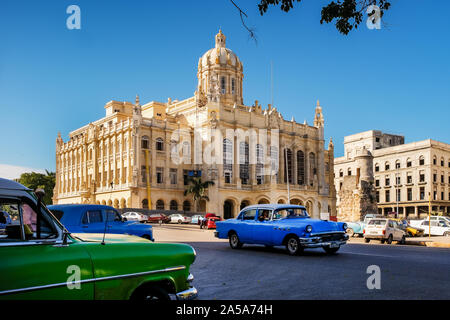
196, 30, 244, 105
199, 30, 242, 69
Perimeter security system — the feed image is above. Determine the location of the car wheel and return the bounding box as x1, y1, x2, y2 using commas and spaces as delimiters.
364, 238, 370, 243
131, 285, 170, 300
380, 239, 385, 244
178, 220, 182, 224
229, 232, 243, 249
286, 236, 303, 255
323, 246, 340, 254
398, 235, 406, 245
346, 228, 354, 237
443, 232, 450, 237
386, 234, 393, 244
142, 234, 152, 241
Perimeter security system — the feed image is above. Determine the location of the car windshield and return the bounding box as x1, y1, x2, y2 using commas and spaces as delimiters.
272, 208, 309, 220
368, 219, 386, 225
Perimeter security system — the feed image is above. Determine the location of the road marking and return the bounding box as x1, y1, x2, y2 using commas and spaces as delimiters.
345, 252, 397, 258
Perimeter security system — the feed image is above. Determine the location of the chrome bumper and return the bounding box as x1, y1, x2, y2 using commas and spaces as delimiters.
176, 287, 198, 300
299, 233, 349, 248
176, 273, 197, 300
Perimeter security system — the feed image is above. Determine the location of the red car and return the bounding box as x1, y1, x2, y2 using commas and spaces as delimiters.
200, 213, 221, 229
147, 213, 170, 224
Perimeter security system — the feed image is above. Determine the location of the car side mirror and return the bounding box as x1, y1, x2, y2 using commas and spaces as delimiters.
35, 188, 45, 200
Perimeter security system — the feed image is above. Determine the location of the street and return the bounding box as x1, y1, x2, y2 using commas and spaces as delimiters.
153, 224, 450, 300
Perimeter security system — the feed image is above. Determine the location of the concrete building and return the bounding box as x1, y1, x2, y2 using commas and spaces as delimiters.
335, 130, 450, 220
53, 30, 336, 219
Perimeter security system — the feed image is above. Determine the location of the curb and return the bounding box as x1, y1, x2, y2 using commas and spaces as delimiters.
348, 238, 450, 248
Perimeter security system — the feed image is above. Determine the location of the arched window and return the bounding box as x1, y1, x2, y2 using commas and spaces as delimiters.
297, 150, 305, 185
385, 162, 390, 171
141, 136, 149, 149
270, 146, 279, 181
239, 142, 249, 184
182, 141, 190, 157
339, 169, 343, 177
183, 200, 191, 212
223, 139, 232, 182
419, 155, 425, 166
156, 199, 164, 210
309, 152, 316, 185
395, 160, 401, 169
256, 144, 264, 184
220, 76, 226, 94
432, 155, 437, 165
156, 137, 164, 151
142, 199, 148, 209
231, 78, 236, 94
406, 158, 412, 167
348, 168, 352, 176
170, 200, 178, 211
284, 149, 293, 184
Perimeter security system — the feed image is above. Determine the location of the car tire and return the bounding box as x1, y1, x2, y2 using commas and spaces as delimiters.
323, 246, 340, 254
380, 239, 385, 244
386, 234, 393, 244
346, 228, 355, 237
178, 220, 182, 224
229, 232, 243, 249
286, 236, 303, 256
398, 235, 406, 245
131, 285, 170, 300
364, 238, 370, 243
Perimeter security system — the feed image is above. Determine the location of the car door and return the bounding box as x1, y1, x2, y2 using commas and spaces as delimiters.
237, 209, 258, 243
80, 209, 106, 233
105, 208, 126, 234
0, 197, 94, 299
252, 209, 274, 245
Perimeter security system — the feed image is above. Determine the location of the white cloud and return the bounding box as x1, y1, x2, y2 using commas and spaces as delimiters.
0, 164, 46, 180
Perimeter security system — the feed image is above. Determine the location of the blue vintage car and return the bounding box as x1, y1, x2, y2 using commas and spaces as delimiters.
48, 204, 154, 241
345, 214, 377, 237
214, 204, 349, 255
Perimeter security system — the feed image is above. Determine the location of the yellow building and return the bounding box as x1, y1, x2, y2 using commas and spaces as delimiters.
54, 30, 336, 219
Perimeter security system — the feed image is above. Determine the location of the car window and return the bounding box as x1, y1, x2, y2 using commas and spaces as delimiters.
258, 209, 272, 222
0, 200, 22, 242
82, 210, 103, 224
105, 209, 122, 222
273, 208, 308, 220
242, 209, 257, 220
368, 219, 387, 225
51, 209, 64, 221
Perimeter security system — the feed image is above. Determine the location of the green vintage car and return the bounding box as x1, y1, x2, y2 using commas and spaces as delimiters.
0, 178, 197, 300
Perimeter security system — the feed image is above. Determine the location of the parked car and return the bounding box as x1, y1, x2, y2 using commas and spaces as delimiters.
200, 213, 218, 229
345, 214, 377, 237
201, 216, 221, 229
147, 213, 170, 224
214, 204, 349, 255
168, 214, 191, 224
190, 215, 204, 225
410, 219, 450, 236
48, 204, 154, 241
363, 218, 406, 244
0, 178, 197, 300
391, 218, 424, 237
121, 211, 147, 223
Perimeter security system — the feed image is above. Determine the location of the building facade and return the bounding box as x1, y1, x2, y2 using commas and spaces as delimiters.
335, 130, 450, 220
53, 30, 336, 219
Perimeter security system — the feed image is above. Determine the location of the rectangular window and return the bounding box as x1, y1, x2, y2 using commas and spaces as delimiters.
375, 165, 379, 172
433, 191, 437, 200
376, 191, 380, 202
141, 166, 147, 183
407, 188, 412, 201
419, 158, 425, 165
441, 192, 444, 200
385, 190, 390, 202
170, 168, 177, 185
396, 162, 400, 169
433, 173, 437, 182
183, 170, 189, 185
407, 161, 412, 167
385, 177, 390, 186
156, 167, 164, 184
231, 78, 236, 94
407, 175, 412, 184
396, 189, 401, 201
375, 179, 380, 187
420, 173, 425, 182
420, 187, 425, 200
82, 210, 103, 224
441, 175, 444, 183
220, 76, 226, 94
385, 164, 390, 170
224, 171, 232, 184
396, 176, 401, 185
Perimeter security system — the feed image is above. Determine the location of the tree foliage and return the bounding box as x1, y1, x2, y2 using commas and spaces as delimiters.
183, 177, 215, 212
17, 170, 55, 205
237, 0, 392, 35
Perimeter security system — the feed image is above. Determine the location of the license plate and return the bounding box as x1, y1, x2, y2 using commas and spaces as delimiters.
329, 242, 339, 248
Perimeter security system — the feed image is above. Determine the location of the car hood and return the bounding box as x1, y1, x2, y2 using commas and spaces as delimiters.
71, 233, 150, 243
275, 218, 343, 233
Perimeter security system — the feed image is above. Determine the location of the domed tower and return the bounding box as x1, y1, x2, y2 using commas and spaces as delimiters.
197, 30, 244, 105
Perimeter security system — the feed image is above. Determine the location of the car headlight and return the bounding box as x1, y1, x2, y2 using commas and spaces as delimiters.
306, 225, 312, 233
343, 223, 348, 231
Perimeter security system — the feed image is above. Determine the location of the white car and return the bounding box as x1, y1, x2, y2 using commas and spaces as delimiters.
121, 211, 147, 223
410, 219, 450, 236
364, 218, 406, 244
168, 214, 191, 224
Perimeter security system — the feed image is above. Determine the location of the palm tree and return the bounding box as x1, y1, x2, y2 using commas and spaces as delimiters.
183, 177, 215, 212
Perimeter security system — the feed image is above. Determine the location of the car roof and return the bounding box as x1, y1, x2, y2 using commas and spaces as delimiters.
0, 178, 30, 191
241, 204, 306, 211
47, 204, 118, 225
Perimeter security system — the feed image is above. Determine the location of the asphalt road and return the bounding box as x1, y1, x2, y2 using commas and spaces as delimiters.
152, 224, 450, 300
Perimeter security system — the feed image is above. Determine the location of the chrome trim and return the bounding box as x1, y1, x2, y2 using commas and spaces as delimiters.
176, 287, 198, 300
187, 273, 194, 283
300, 240, 347, 248
0, 265, 186, 296
310, 231, 346, 236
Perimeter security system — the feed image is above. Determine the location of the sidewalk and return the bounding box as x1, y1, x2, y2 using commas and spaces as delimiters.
348, 235, 450, 248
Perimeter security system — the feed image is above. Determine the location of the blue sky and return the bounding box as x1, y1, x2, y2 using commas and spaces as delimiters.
0, 0, 449, 177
